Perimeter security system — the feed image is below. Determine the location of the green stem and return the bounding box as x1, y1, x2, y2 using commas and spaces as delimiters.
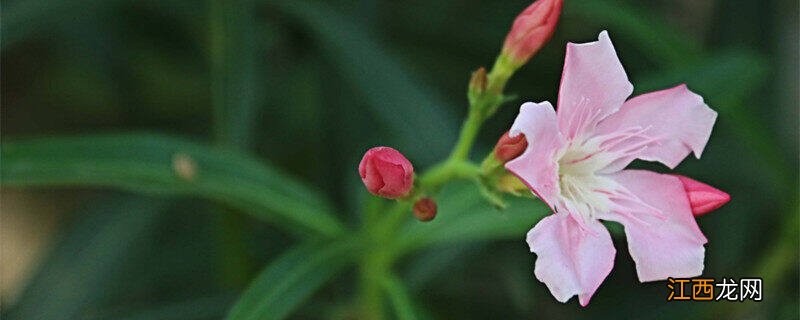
209, 0, 231, 145
449, 53, 517, 162
358, 202, 409, 319
209, 0, 256, 288
355, 152, 481, 318
375, 202, 414, 241
419, 160, 481, 192
448, 109, 484, 161
355, 50, 520, 319
486, 53, 517, 95
358, 253, 389, 320
382, 273, 417, 320
212, 209, 253, 288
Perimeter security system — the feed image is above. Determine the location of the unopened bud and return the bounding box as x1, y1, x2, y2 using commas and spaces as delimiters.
413, 198, 437, 222
673, 175, 730, 217
359, 146, 414, 199
494, 131, 528, 163
501, 0, 563, 66
469, 67, 488, 94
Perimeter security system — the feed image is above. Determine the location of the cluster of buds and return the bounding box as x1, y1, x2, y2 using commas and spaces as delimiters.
359, 147, 437, 221
359, 0, 563, 220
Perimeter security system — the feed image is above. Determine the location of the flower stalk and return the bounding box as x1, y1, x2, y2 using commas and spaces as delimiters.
354, 0, 564, 316
450, 59, 518, 162
354, 56, 517, 318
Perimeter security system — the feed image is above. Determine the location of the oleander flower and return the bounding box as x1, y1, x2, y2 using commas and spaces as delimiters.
505, 31, 725, 306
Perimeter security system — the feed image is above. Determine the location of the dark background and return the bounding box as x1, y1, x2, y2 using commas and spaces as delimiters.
2, 0, 798, 319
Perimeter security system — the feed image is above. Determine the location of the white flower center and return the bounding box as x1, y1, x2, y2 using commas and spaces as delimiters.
555, 126, 658, 222
556, 141, 616, 221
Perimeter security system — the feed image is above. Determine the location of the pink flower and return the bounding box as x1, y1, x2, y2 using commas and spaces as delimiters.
502, 0, 563, 65
359, 147, 414, 199
673, 175, 730, 216
505, 31, 721, 306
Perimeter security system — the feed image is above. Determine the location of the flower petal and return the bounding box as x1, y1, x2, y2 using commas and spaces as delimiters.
505, 102, 565, 209
557, 31, 633, 141
594, 84, 718, 171
599, 170, 707, 282
527, 214, 615, 306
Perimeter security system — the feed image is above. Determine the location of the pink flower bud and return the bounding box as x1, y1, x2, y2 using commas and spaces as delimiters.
501, 0, 563, 65
494, 131, 528, 163
674, 175, 731, 217
358, 147, 414, 199
413, 197, 437, 222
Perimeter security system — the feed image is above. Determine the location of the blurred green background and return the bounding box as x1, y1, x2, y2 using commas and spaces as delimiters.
1, 0, 798, 319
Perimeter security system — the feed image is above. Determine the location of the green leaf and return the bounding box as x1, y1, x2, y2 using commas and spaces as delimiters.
207, 0, 266, 287
6, 195, 167, 320
0, 133, 345, 237
382, 274, 432, 320
209, 0, 262, 149
225, 239, 357, 320
394, 183, 549, 255
263, 0, 458, 164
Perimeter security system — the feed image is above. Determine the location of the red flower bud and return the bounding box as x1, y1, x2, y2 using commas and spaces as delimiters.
674, 175, 731, 217
494, 131, 528, 163
413, 198, 437, 222
501, 0, 563, 65
359, 147, 414, 199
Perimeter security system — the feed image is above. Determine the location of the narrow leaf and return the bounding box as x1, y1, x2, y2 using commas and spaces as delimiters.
226, 239, 357, 320
209, 0, 261, 149
1, 133, 345, 237
264, 0, 459, 164
382, 274, 430, 320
